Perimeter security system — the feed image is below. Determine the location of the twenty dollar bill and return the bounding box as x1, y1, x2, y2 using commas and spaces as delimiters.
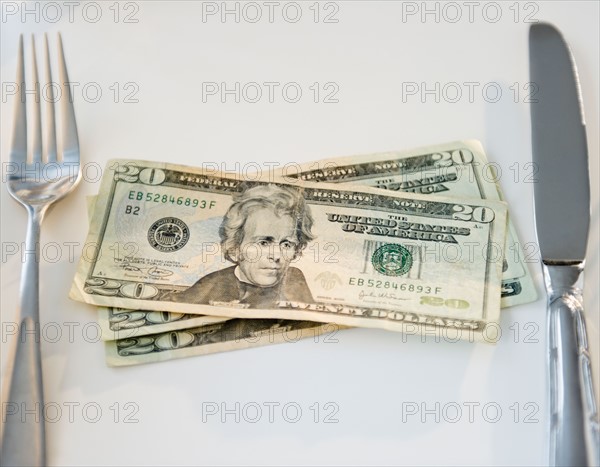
105, 319, 342, 366
71, 159, 508, 341
280, 140, 536, 308
85, 195, 232, 341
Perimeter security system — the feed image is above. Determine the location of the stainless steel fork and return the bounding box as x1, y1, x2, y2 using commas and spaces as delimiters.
1, 34, 80, 467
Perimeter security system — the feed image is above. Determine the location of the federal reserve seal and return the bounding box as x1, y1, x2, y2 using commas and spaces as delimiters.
372, 244, 412, 276
148, 217, 190, 252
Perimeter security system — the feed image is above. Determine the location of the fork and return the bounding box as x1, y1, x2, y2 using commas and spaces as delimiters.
1, 33, 80, 466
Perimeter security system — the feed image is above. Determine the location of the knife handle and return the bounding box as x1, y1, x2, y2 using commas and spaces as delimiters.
543, 263, 599, 467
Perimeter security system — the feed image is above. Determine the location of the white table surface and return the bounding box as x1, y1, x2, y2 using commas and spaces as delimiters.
1, 1, 598, 465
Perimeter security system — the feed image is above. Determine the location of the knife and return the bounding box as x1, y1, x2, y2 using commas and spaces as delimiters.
529, 23, 600, 467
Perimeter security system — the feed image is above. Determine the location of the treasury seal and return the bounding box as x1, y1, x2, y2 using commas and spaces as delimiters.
372, 244, 412, 276
148, 217, 190, 252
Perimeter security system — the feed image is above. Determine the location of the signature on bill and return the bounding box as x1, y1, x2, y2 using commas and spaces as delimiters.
118, 263, 174, 278
358, 290, 408, 302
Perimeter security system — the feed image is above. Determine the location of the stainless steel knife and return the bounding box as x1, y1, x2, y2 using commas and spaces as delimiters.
529, 22, 599, 467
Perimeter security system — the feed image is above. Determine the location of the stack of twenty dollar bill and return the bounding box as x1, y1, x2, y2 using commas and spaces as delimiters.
70, 141, 537, 366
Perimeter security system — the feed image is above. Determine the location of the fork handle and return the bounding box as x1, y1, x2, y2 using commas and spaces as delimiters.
1, 207, 46, 467
544, 263, 600, 467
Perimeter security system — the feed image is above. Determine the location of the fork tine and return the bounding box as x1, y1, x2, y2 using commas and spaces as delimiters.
57, 33, 79, 165
30, 35, 43, 163
44, 34, 57, 163
10, 35, 27, 164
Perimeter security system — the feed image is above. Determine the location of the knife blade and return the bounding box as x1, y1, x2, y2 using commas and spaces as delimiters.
529, 23, 599, 467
